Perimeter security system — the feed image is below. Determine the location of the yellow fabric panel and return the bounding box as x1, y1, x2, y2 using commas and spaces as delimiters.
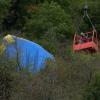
4, 35, 15, 44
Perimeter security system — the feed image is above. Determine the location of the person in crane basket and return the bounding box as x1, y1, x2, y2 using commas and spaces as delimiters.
79, 32, 88, 44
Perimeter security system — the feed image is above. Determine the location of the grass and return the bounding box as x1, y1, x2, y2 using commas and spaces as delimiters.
1, 53, 99, 100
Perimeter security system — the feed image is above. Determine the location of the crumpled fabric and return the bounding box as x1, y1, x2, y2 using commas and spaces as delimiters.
3, 35, 54, 73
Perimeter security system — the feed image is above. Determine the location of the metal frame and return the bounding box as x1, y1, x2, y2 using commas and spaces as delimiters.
73, 30, 99, 53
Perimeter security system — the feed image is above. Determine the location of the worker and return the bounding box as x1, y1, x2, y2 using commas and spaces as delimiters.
80, 32, 88, 38
78, 32, 88, 44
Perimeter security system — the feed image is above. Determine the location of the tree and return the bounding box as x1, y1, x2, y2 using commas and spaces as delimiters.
25, 1, 74, 39
0, 0, 11, 31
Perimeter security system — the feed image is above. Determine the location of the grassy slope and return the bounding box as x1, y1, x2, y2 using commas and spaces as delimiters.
9, 52, 100, 100
0, 35, 100, 100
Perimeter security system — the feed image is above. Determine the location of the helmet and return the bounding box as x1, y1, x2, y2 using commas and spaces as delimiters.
81, 32, 84, 36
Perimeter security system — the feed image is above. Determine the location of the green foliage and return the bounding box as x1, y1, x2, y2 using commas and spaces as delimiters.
82, 53, 100, 100
9, 53, 100, 100
1, 0, 100, 100
25, 1, 74, 39
35, 38, 57, 54
1, 45, 100, 100
88, 0, 100, 34
0, 0, 11, 30
1, 0, 100, 37
0, 54, 16, 100
83, 71, 100, 100
0, 56, 32, 100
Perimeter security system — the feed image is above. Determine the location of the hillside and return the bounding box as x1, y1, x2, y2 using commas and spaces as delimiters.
0, 0, 100, 100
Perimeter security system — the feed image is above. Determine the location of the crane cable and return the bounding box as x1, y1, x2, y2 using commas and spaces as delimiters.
83, 0, 96, 32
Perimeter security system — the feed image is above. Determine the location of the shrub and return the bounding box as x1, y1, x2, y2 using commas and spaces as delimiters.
0, 0, 11, 30
25, 1, 74, 39
0, 54, 16, 100
83, 71, 100, 100
0, 53, 33, 100
28, 54, 98, 100
1, 43, 100, 100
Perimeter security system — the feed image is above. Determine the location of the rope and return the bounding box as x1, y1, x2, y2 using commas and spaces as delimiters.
75, 15, 84, 33
83, 0, 96, 31
75, 0, 97, 34
83, 10, 95, 30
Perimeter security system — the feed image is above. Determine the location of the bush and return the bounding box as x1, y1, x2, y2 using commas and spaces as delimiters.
0, 0, 11, 30
0, 54, 16, 100
0, 53, 33, 100
25, 1, 74, 39
83, 71, 100, 100
1, 43, 100, 100
27, 53, 99, 100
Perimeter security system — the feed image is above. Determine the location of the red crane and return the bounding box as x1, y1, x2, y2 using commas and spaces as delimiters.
73, 3, 99, 53
73, 30, 98, 53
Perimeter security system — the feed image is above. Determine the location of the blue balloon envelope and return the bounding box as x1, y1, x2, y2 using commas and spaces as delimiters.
4, 36, 54, 73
